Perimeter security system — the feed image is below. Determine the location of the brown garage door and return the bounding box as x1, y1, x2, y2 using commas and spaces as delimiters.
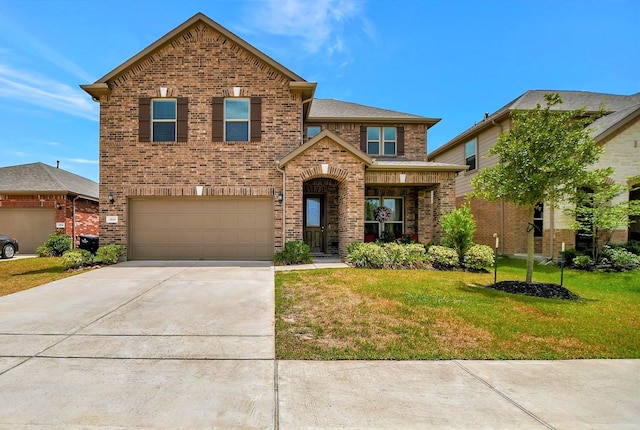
129, 198, 274, 260
0, 208, 55, 254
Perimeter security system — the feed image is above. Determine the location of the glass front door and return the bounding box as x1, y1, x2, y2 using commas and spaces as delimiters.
304, 195, 325, 253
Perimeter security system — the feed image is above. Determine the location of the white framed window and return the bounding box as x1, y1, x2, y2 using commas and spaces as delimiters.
465, 139, 477, 171
152, 99, 176, 142
367, 127, 396, 156
364, 197, 404, 239
533, 202, 543, 238
307, 125, 321, 139
224, 98, 250, 141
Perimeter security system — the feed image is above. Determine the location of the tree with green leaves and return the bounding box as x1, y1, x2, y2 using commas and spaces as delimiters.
440, 204, 476, 262
471, 93, 604, 283
566, 170, 640, 264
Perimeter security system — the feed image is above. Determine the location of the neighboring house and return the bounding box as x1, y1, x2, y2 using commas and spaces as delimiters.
81, 13, 466, 261
0, 162, 99, 253
428, 90, 640, 258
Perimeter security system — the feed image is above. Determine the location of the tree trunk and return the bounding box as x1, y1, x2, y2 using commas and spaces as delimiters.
526, 206, 535, 284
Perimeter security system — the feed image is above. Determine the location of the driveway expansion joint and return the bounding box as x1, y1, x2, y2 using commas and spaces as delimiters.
453, 360, 556, 430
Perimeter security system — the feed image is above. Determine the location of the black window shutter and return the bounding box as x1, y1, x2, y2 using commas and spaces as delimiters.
250, 97, 262, 142
397, 126, 405, 156
212, 97, 224, 141
360, 126, 367, 152
139, 98, 151, 142
177, 98, 188, 142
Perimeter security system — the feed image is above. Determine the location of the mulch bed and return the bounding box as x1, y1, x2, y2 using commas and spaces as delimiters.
487, 280, 581, 300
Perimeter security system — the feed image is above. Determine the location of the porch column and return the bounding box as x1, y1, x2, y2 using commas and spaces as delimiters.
337, 168, 365, 257
417, 188, 434, 244
432, 178, 456, 243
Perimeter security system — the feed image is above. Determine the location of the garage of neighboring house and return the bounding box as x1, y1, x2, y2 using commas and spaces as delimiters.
0, 162, 99, 254
0, 208, 54, 254
128, 197, 274, 260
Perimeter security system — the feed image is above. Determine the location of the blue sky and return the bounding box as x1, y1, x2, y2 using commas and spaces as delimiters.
0, 0, 638, 182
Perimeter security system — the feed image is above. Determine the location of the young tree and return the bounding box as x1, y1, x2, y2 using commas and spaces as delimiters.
566, 170, 640, 263
471, 93, 603, 283
439, 204, 476, 262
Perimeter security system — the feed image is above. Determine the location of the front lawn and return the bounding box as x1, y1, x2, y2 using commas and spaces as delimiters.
275, 258, 640, 360
0, 257, 83, 297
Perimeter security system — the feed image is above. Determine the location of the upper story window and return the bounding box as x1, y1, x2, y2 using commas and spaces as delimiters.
212, 97, 261, 142
139, 97, 187, 143
465, 139, 477, 171
152, 99, 177, 142
307, 125, 321, 139
367, 127, 396, 156
224, 99, 250, 142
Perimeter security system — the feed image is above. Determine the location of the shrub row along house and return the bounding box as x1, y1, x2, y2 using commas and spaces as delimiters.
429, 90, 640, 258
81, 13, 466, 261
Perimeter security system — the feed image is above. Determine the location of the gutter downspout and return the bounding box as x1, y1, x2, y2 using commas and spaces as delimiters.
491, 118, 505, 255
72, 195, 80, 249
276, 162, 286, 249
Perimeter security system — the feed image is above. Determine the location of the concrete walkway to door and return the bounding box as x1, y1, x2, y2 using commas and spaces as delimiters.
0, 261, 276, 428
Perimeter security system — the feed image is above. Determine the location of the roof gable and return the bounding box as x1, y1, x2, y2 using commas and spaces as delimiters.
278, 130, 373, 166
82, 13, 307, 98
0, 163, 98, 199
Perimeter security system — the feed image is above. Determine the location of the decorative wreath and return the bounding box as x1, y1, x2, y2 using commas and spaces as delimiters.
374, 206, 392, 223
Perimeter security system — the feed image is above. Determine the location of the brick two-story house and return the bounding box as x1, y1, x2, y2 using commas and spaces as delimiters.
81, 13, 465, 261
429, 90, 640, 258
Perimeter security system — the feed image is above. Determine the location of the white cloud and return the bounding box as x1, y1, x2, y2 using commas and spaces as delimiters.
63, 157, 98, 165
245, 0, 367, 56
0, 64, 98, 121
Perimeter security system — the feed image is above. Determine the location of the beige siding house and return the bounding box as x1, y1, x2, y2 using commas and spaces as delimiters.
429, 90, 640, 258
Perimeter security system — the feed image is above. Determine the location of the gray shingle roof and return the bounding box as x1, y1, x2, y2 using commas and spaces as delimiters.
430, 90, 640, 158
308, 99, 439, 124
0, 162, 98, 199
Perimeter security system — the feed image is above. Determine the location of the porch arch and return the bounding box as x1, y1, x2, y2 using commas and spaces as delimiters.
300, 165, 349, 183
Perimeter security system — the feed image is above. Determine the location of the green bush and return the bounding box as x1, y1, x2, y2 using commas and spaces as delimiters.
404, 243, 428, 267
94, 245, 126, 265
273, 241, 312, 265
573, 255, 594, 270
562, 247, 581, 267
439, 205, 476, 261
382, 242, 408, 268
36, 233, 72, 257
346, 242, 387, 268
427, 245, 459, 270
624, 241, 640, 256
599, 246, 640, 272
61, 249, 93, 269
464, 244, 495, 271
346, 241, 364, 254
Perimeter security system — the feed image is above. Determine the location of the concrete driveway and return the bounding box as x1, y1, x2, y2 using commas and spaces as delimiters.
1, 261, 638, 429
0, 261, 275, 428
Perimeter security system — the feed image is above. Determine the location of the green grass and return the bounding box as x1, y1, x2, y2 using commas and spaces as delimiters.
0, 257, 84, 297
275, 258, 640, 360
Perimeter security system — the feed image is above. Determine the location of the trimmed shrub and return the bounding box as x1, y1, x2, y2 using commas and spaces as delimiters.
273, 241, 312, 265
572, 255, 594, 270
404, 243, 428, 268
346, 242, 387, 268
440, 205, 476, 261
464, 244, 495, 271
599, 246, 640, 272
624, 241, 640, 256
94, 245, 126, 265
346, 241, 364, 255
562, 247, 580, 267
427, 245, 459, 270
383, 242, 408, 268
36, 233, 72, 257
61, 249, 93, 269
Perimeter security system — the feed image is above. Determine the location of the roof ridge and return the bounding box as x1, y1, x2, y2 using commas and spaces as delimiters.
37, 162, 68, 191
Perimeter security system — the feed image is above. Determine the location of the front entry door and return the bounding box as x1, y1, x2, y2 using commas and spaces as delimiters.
304, 195, 325, 253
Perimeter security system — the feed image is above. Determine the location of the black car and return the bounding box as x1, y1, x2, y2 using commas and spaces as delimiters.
0, 235, 19, 259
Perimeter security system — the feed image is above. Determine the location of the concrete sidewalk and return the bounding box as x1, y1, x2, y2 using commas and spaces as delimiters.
0, 261, 638, 428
